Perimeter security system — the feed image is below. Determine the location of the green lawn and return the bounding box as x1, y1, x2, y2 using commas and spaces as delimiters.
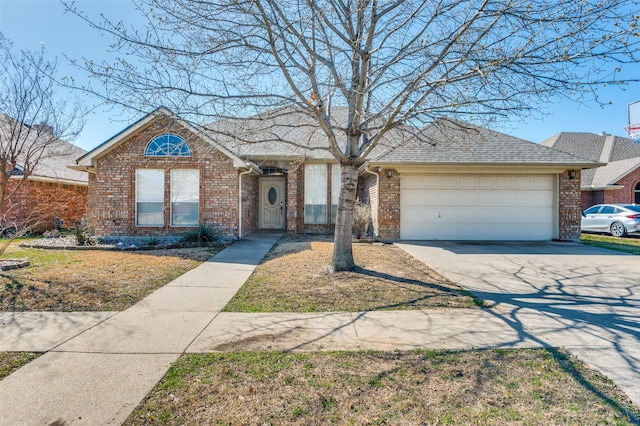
581, 233, 640, 255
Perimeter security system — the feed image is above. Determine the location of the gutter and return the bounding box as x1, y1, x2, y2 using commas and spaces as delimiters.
583, 184, 623, 191
10, 174, 89, 187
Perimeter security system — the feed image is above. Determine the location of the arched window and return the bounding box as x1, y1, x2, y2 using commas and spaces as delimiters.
635, 181, 640, 204
144, 134, 192, 157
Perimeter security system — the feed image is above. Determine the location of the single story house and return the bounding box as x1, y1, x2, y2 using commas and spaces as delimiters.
541, 132, 640, 210
70, 108, 598, 241
2, 120, 88, 233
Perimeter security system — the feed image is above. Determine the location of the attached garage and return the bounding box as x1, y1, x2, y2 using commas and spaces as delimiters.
400, 173, 555, 240
362, 120, 601, 242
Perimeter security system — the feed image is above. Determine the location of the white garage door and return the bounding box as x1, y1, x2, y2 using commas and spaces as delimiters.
400, 174, 555, 240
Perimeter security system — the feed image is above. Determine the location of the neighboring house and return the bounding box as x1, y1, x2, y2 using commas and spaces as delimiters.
541, 132, 640, 210
2, 125, 88, 233
71, 108, 597, 242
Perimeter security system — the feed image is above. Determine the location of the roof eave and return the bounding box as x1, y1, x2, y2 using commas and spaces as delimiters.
582, 184, 623, 191
368, 161, 603, 168
10, 174, 88, 186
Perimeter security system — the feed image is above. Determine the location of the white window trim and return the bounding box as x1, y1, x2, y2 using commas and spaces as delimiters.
135, 169, 165, 227
304, 164, 328, 224
170, 169, 200, 227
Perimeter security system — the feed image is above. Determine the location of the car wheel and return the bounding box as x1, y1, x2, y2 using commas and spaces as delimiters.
610, 221, 627, 237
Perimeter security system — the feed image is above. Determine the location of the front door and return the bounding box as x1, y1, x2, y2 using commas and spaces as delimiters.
259, 177, 285, 229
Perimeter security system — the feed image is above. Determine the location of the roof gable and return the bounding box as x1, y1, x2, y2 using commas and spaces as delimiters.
72, 108, 258, 172
586, 157, 640, 189
541, 132, 640, 163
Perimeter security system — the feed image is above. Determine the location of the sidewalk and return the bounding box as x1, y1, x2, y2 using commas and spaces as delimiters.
0, 232, 281, 426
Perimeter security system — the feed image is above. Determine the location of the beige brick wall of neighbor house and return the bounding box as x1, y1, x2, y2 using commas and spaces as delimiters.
4, 179, 88, 233
87, 118, 243, 237
558, 169, 582, 241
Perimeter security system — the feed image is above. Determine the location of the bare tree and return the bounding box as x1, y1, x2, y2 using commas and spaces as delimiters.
67, 0, 639, 270
0, 33, 84, 254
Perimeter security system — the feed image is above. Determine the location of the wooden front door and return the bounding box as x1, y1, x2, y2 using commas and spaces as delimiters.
259, 177, 285, 229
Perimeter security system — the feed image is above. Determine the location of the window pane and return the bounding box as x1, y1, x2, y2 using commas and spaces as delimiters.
331, 165, 341, 223
304, 164, 327, 224
136, 169, 164, 226
136, 169, 164, 202
171, 202, 199, 226
171, 169, 199, 226
304, 205, 327, 224
585, 206, 600, 214
171, 170, 199, 202
136, 202, 164, 226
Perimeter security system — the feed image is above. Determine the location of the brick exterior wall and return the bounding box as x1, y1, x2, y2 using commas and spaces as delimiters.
3, 179, 88, 232
377, 168, 400, 240
240, 173, 259, 237
286, 165, 304, 233
87, 117, 244, 238
558, 170, 582, 241
581, 190, 604, 211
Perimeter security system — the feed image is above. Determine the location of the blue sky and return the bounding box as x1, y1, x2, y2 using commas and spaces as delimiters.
1, 0, 639, 151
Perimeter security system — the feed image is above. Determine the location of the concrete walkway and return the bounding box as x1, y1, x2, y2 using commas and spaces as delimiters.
0, 233, 281, 426
2, 237, 640, 424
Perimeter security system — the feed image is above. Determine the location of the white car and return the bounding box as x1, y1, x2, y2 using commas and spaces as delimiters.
581, 204, 640, 237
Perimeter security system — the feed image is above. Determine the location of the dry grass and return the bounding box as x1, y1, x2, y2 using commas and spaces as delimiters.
0, 243, 221, 311
224, 236, 479, 312
125, 349, 640, 425
0, 352, 40, 380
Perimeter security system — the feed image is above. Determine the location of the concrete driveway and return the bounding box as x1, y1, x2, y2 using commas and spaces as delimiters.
396, 241, 640, 407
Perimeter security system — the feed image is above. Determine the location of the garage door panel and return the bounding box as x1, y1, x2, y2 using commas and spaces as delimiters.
400, 174, 554, 240
402, 175, 423, 188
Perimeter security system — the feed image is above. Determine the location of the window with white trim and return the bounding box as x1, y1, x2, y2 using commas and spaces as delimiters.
304, 164, 327, 224
136, 169, 164, 226
331, 164, 341, 223
171, 169, 200, 226
635, 182, 640, 204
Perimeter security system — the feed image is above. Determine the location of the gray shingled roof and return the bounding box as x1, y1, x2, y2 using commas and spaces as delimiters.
541, 132, 640, 187
30, 140, 88, 183
1, 115, 87, 184
204, 106, 410, 161
372, 121, 598, 166
588, 157, 640, 189
206, 109, 596, 167
540, 132, 606, 162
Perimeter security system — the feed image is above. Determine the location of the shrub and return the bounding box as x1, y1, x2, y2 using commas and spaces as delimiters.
144, 236, 161, 246
353, 198, 372, 239
181, 223, 219, 245
73, 220, 95, 246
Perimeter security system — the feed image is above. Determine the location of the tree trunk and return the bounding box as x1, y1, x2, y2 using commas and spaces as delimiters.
330, 162, 359, 272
